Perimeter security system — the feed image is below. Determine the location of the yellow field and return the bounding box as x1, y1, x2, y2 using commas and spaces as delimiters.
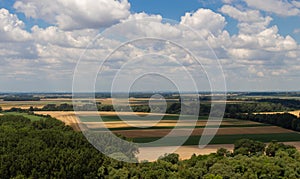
255, 110, 300, 117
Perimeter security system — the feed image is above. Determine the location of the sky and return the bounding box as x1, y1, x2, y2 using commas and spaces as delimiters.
0, 0, 300, 92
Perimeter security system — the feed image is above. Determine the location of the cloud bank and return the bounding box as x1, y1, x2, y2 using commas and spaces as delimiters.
0, 0, 299, 91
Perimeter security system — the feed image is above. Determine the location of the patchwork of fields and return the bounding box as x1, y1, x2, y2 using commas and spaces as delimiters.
2, 96, 300, 161
33, 111, 300, 137
33, 111, 300, 159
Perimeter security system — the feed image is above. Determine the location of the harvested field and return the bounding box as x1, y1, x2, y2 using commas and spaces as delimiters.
138, 141, 300, 161
137, 144, 234, 161
34, 111, 81, 131
255, 110, 300, 117
0, 102, 46, 110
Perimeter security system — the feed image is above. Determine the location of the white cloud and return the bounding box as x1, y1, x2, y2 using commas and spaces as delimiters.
1, 5, 300, 91
216, 4, 300, 83
117, 12, 182, 39
0, 8, 31, 42
14, 0, 131, 30
31, 26, 98, 47
180, 8, 226, 36
220, 5, 272, 34
220, 5, 263, 22
237, 16, 272, 34
244, 0, 300, 16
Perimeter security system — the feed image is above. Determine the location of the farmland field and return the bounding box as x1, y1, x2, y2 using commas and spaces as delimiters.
3, 95, 300, 161
33, 110, 300, 158
32, 109, 300, 161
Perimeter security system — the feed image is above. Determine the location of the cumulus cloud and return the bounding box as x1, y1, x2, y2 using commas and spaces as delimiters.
244, 0, 300, 16
228, 24, 298, 69
0, 8, 31, 42
220, 5, 272, 34
116, 12, 182, 39
13, 0, 131, 30
216, 4, 300, 83
230, 26, 297, 52
31, 26, 98, 47
180, 9, 226, 36
220, 5, 265, 22
1, 3, 300, 91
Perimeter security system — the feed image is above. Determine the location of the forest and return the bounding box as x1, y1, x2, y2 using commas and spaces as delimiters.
230, 113, 300, 132
1, 114, 300, 178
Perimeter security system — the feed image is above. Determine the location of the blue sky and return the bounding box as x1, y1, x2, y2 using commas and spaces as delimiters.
0, 0, 300, 92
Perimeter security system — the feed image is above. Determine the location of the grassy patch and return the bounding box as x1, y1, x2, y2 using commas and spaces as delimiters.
2, 112, 45, 122
133, 133, 300, 147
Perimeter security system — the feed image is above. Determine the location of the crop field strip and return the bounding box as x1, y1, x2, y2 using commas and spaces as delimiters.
111, 126, 296, 138
89, 124, 271, 131
36, 111, 263, 128
134, 133, 300, 147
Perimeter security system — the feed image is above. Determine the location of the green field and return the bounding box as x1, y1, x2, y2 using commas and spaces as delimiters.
1, 112, 46, 121
133, 133, 300, 147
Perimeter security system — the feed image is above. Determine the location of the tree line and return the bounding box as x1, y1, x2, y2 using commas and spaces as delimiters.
228, 112, 300, 132
3, 98, 295, 115
257, 98, 300, 109
3, 95, 40, 101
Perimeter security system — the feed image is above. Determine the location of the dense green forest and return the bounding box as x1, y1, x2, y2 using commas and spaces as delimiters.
257, 98, 300, 109
229, 113, 300, 132
1, 114, 300, 178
